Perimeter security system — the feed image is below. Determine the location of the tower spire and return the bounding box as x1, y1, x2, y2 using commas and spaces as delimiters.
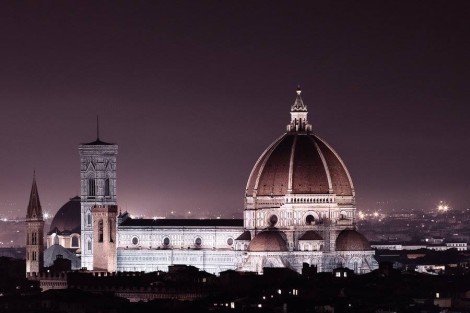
96, 115, 100, 141
25, 171, 44, 276
287, 86, 312, 132
27, 171, 43, 220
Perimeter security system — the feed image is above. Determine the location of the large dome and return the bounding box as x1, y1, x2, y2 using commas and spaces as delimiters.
246, 132, 354, 197
49, 196, 81, 233
245, 88, 354, 199
335, 229, 370, 251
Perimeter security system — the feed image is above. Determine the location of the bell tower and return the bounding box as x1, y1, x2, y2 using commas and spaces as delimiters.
25, 172, 44, 277
79, 121, 118, 270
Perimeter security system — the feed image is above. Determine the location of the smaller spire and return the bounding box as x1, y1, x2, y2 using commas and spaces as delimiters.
26, 171, 43, 220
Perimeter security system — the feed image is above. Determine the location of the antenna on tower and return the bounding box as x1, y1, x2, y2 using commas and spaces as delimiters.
96, 115, 100, 141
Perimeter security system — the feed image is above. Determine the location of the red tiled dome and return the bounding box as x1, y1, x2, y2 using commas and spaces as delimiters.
248, 229, 288, 252
245, 133, 354, 197
335, 229, 371, 251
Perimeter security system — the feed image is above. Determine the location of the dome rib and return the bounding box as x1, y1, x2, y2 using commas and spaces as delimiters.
256, 135, 294, 196
309, 136, 333, 193
315, 136, 355, 196
287, 135, 297, 193
246, 134, 286, 195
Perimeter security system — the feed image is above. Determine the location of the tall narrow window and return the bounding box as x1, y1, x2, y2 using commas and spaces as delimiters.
32, 251, 36, 261
88, 179, 96, 197
32, 232, 37, 245
87, 240, 92, 251
105, 179, 110, 197
109, 219, 113, 242
87, 213, 92, 226
98, 220, 103, 242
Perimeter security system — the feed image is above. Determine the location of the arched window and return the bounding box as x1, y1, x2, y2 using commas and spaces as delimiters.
31, 232, 37, 245
306, 214, 315, 225
87, 240, 92, 251
98, 220, 103, 242
105, 179, 110, 197
87, 213, 92, 225
71, 236, 79, 247
88, 179, 96, 197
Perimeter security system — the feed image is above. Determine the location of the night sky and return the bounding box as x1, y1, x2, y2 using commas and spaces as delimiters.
1, 1, 469, 219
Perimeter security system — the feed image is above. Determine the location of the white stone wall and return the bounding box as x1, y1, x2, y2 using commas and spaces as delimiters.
116, 248, 242, 275
117, 226, 243, 251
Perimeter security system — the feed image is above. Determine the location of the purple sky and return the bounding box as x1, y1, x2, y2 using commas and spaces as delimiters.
1, 1, 469, 219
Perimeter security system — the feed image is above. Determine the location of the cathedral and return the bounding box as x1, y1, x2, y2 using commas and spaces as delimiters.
27, 88, 378, 276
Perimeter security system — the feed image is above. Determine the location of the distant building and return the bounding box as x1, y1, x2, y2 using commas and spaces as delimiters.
43, 88, 378, 275
371, 238, 467, 252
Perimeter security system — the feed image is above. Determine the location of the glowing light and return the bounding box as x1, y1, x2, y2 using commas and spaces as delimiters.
437, 201, 449, 212
373, 212, 379, 217
43, 212, 50, 219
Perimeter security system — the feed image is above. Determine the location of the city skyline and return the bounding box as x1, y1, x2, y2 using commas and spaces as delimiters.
1, 1, 469, 218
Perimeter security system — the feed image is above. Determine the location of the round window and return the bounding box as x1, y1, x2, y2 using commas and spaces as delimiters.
227, 238, 234, 246
306, 214, 315, 225
163, 237, 170, 246
269, 214, 278, 226
132, 237, 139, 245
195, 237, 202, 246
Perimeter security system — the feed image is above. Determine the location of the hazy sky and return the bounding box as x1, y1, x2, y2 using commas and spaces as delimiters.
1, 1, 469, 218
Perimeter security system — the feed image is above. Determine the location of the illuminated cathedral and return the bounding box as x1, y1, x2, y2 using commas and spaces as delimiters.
28, 88, 378, 276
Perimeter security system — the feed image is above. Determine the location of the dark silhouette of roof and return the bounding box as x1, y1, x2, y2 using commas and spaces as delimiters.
81, 139, 115, 145
236, 231, 252, 241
